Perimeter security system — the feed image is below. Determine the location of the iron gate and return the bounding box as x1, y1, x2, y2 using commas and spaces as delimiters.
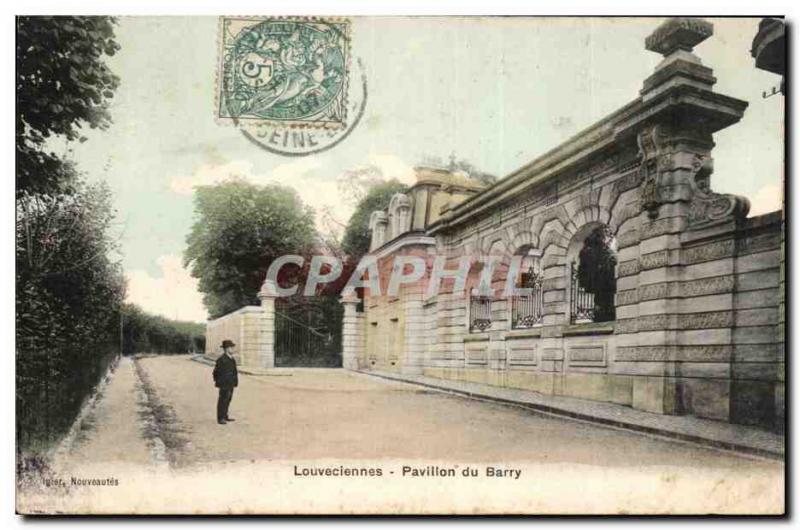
274, 297, 343, 367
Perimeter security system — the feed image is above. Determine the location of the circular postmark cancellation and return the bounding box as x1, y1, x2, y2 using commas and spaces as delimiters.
216, 17, 366, 156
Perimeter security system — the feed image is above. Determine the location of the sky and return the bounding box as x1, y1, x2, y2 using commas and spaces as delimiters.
66, 17, 784, 323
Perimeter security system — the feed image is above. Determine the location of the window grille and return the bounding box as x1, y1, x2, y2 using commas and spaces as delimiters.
511, 271, 544, 328
469, 295, 493, 332
570, 261, 595, 323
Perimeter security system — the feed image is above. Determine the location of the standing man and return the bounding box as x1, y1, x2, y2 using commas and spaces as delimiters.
213, 340, 239, 425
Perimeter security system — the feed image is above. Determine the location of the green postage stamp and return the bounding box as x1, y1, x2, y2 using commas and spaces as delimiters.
217, 17, 351, 128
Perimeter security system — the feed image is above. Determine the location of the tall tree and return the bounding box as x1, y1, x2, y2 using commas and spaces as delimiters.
184, 179, 317, 318
337, 157, 494, 261
16, 16, 120, 196
337, 165, 386, 205
16, 16, 123, 452
446, 157, 498, 187
419, 154, 499, 187
16, 180, 126, 450
340, 179, 409, 259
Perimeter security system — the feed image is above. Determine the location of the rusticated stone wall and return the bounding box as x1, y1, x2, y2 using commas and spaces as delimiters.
352, 18, 784, 430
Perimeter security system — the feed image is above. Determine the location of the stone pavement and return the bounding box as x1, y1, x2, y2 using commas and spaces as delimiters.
359, 369, 785, 460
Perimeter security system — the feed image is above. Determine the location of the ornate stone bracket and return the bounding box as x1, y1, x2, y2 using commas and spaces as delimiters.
636, 124, 749, 226
635, 17, 750, 228
686, 154, 750, 227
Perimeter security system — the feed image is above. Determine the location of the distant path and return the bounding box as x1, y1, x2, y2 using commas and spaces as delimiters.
55, 357, 152, 469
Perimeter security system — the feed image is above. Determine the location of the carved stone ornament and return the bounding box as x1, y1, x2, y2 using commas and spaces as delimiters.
637, 124, 671, 219
388, 193, 413, 238
645, 17, 714, 57
686, 154, 750, 227
368, 210, 389, 251
368, 210, 388, 231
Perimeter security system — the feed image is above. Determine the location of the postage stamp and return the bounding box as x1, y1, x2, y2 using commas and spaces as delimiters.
217, 17, 351, 129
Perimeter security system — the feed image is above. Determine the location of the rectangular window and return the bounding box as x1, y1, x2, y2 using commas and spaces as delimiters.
511, 273, 544, 328
469, 295, 493, 332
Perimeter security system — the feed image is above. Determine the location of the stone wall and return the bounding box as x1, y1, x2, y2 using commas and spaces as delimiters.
205, 306, 264, 366
362, 242, 431, 373
731, 213, 783, 427
414, 141, 641, 409
364, 295, 405, 372
341, 294, 365, 370
204, 281, 276, 369
351, 18, 784, 430
362, 208, 782, 428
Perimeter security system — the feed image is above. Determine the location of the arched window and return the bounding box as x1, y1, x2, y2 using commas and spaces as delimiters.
468, 240, 498, 332
511, 246, 543, 328
569, 225, 617, 323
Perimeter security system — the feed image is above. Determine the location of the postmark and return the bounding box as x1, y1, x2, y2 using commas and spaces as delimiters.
217, 16, 366, 156
218, 16, 350, 127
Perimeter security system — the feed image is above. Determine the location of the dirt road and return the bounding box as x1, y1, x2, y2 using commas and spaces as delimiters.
19, 355, 783, 514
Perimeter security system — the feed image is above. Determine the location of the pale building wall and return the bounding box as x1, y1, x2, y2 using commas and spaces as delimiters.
363, 293, 407, 372
410, 187, 429, 231
341, 295, 365, 370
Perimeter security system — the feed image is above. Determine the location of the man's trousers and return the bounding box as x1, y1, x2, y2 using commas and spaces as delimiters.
217, 386, 234, 422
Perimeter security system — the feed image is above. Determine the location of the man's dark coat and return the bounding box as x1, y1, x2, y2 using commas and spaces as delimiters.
213, 353, 238, 388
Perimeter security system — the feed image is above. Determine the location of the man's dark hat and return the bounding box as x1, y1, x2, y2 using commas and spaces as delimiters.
221, 340, 236, 348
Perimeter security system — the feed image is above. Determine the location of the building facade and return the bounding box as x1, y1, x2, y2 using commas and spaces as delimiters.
344, 18, 784, 430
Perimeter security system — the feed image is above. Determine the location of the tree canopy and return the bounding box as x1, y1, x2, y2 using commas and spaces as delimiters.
577, 226, 617, 322
446, 157, 498, 187
16, 16, 120, 196
184, 179, 317, 318
16, 179, 126, 450
340, 179, 409, 259
121, 304, 205, 355
336, 156, 495, 261
418, 154, 499, 187
16, 16, 124, 452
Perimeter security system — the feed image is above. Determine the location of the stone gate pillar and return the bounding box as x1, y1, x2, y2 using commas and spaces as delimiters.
402, 296, 425, 375
340, 292, 363, 370
257, 279, 277, 368
615, 18, 749, 417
